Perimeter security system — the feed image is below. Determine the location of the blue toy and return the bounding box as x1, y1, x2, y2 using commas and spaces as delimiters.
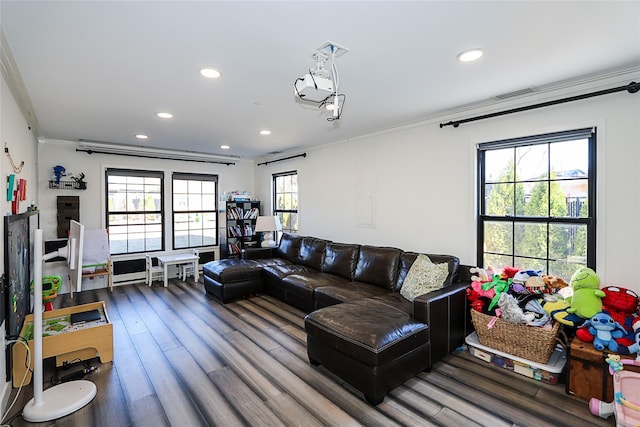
582, 311, 631, 354
53, 165, 66, 184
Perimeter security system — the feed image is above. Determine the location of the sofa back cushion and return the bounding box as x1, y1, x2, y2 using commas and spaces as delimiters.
298, 237, 329, 270
322, 243, 360, 280
276, 233, 303, 263
354, 246, 402, 290
396, 252, 460, 291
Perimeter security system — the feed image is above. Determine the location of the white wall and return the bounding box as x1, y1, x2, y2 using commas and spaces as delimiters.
37, 140, 256, 292
0, 71, 39, 418
255, 72, 640, 295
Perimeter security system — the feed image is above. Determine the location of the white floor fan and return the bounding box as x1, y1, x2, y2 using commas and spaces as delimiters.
22, 225, 96, 422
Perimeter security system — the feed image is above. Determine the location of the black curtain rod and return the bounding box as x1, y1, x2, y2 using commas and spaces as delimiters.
76, 148, 236, 165
440, 81, 640, 128
257, 152, 307, 166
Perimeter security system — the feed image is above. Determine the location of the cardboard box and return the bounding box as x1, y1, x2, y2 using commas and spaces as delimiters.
465, 332, 566, 384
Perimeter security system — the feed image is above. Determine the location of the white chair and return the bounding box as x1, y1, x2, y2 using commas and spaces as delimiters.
180, 249, 200, 281
146, 254, 164, 286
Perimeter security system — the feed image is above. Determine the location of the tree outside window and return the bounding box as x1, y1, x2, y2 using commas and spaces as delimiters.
478, 129, 595, 279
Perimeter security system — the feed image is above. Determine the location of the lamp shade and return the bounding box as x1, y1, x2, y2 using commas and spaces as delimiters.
254, 216, 282, 232
254, 216, 282, 248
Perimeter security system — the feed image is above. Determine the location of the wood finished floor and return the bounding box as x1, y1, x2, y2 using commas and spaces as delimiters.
4, 278, 615, 427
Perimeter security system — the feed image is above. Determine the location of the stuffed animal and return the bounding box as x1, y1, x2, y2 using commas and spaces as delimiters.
542, 274, 569, 291
605, 354, 623, 372
500, 266, 519, 280
470, 267, 493, 283
566, 267, 605, 319
497, 293, 535, 325
580, 311, 631, 353
512, 270, 542, 294
542, 297, 586, 328
482, 274, 511, 311
601, 286, 639, 339
629, 318, 640, 360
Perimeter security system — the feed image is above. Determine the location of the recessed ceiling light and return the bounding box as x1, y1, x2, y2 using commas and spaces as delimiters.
157, 112, 173, 119
135, 134, 148, 140
220, 145, 230, 150
457, 48, 484, 62
200, 68, 221, 79
259, 130, 271, 135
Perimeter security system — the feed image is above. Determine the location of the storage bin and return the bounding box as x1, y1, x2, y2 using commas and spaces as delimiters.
465, 332, 566, 384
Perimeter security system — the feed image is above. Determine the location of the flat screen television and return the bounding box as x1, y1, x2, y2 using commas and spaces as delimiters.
3, 210, 39, 338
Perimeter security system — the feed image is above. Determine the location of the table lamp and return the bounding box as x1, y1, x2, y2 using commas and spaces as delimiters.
255, 216, 282, 247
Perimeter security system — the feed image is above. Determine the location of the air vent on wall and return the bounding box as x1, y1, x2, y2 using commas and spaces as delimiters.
495, 87, 537, 100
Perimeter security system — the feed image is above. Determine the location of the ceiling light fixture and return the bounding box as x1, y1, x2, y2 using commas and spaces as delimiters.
259, 130, 271, 135
220, 145, 230, 150
294, 40, 348, 121
457, 48, 484, 62
157, 112, 173, 119
200, 68, 221, 79
135, 134, 148, 140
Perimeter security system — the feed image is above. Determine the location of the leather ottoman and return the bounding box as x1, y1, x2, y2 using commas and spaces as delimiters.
203, 258, 288, 303
304, 298, 430, 404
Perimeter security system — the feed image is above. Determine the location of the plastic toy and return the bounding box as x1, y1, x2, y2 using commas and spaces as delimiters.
590, 355, 640, 426
30, 276, 62, 311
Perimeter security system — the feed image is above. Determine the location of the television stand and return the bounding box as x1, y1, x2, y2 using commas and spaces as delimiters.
12, 301, 113, 387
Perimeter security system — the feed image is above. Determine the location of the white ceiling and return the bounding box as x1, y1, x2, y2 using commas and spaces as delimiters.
2, 1, 639, 159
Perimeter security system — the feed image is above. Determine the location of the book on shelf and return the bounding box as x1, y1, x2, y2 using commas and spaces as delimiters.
244, 207, 259, 219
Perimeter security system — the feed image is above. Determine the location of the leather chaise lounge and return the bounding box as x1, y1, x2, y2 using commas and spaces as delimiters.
202, 233, 471, 404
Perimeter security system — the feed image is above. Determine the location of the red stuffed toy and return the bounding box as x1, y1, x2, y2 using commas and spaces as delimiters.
576, 285, 639, 345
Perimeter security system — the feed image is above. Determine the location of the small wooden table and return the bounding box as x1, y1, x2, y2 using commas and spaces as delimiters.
157, 253, 199, 287
12, 301, 113, 387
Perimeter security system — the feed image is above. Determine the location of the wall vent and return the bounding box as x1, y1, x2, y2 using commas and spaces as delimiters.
495, 87, 537, 100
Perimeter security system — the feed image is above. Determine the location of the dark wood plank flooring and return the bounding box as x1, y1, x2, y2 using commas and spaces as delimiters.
3, 279, 615, 426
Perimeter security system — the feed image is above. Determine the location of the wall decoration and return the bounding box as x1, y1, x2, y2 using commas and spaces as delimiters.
7, 174, 15, 201
4, 142, 25, 174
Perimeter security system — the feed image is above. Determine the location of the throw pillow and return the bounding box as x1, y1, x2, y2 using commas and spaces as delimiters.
400, 255, 449, 301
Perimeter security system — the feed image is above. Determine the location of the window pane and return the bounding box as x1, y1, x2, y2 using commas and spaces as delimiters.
514, 222, 546, 259
485, 183, 515, 216
484, 149, 513, 183
483, 221, 512, 255
516, 144, 548, 181
550, 139, 588, 176
171, 173, 218, 249
484, 253, 512, 270
188, 194, 202, 211
174, 194, 188, 211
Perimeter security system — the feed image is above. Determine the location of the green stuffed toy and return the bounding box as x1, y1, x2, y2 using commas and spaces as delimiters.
566, 267, 605, 319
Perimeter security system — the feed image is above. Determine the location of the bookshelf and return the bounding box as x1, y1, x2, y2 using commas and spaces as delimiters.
225, 200, 260, 257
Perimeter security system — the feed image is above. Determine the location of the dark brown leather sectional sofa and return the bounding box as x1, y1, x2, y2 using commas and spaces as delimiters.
203, 233, 471, 404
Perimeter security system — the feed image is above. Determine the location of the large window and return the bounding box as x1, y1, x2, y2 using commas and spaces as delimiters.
172, 173, 218, 249
478, 128, 596, 279
106, 169, 164, 254
273, 171, 298, 234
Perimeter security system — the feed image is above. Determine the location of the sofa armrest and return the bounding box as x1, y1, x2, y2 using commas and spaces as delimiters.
412, 281, 470, 366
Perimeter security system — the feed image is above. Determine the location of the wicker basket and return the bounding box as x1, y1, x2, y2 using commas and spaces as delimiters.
470, 309, 560, 364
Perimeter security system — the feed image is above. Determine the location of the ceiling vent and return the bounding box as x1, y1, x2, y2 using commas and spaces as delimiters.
495, 87, 537, 100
